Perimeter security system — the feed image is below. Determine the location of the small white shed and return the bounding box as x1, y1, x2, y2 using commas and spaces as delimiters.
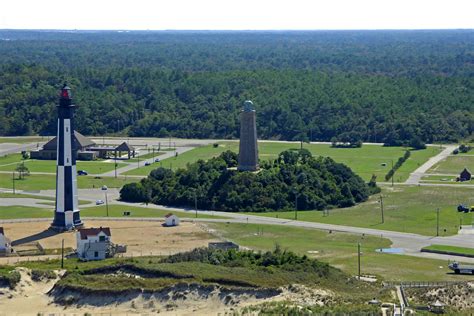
164, 213, 180, 227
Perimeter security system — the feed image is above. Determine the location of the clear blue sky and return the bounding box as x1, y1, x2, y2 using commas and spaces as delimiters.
1, 0, 473, 30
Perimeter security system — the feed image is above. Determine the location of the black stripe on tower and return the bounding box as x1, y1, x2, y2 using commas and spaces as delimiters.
64, 166, 73, 211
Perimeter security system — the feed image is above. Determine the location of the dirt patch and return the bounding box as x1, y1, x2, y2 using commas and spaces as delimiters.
0, 220, 219, 264
406, 282, 474, 310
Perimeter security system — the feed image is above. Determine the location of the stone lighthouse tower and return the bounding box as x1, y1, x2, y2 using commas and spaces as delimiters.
52, 84, 82, 230
238, 100, 259, 171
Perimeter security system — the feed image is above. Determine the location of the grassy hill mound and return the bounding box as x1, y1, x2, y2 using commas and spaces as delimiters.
120, 149, 378, 212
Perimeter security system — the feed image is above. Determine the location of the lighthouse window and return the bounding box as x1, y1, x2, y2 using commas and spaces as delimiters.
66, 127, 68, 132
67, 158, 69, 163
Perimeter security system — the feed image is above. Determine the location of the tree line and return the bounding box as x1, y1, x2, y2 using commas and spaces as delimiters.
0, 30, 472, 143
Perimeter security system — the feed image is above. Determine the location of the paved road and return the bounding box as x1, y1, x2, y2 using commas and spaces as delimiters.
0, 142, 44, 157
405, 144, 457, 185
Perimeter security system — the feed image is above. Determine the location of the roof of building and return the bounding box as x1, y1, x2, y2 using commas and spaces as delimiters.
165, 213, 177, 218
79, 227, 111, 240
115, 142, 135, 152
43, 131, 95, 150
0, 227, 3, 235
461, 168, 471, 174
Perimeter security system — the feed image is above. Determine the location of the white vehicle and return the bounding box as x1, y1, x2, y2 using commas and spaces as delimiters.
448, 262, 474, 275
96, 200, 104, 205
101, 185, 108, 191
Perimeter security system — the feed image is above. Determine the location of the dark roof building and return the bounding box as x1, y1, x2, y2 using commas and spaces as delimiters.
43, 131, 96, 151
460, 168, 471, 181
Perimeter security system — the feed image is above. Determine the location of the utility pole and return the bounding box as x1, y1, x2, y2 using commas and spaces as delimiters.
436, 207, 440, 237
194, 191, 198, 218
61, 239, 64, 269
12, 172, 15, 194
391, 159, 394, 187
379, 195, 384, 224
294, 191, 298, 220
357, 243, 361, 280
152, 147, 155, 162
114, 160, 117, 178
137, 152, 140, 169
105, 189, 109, 217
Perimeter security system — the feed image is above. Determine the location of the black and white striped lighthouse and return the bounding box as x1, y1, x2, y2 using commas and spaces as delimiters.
52, 84, 83, 230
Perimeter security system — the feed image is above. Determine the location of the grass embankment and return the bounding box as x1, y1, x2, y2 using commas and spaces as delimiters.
25, 248, 384, 306
0, 154, 127, 174
422, 245, 474, 257
0, 204, 225, 220
207, 222, 474, 282
0, 266, 20, 288
124, 142, 439, 181
0, 173, 137, 190
428, 155, 474, 175
243, 185, 474, 236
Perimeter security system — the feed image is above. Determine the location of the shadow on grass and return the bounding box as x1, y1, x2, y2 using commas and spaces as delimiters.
11, 228, 59, 246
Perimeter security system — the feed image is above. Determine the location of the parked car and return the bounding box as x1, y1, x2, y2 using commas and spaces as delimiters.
101, 185, 108, 191
96, 200, 104, 205
145, 162, 151, 166
77, 170, 88, 175
154, 158, 160, 162
457, 204, 471, 213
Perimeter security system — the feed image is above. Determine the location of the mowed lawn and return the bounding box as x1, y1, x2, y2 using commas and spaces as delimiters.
0, 174, 137, 191
243, 185, 474, 236
123, 144, 236, 176
0, 154, 127, 174
428, 155, 474, 175
124, 142, 439, 182
208, 223, 473, 281
81, 204, 226, 219
0, 204, 225, 220
0, 206, 53, 219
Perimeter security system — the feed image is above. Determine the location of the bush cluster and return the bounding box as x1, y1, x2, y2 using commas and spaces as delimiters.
120, 149, 373, 212
384, 150, 411, 182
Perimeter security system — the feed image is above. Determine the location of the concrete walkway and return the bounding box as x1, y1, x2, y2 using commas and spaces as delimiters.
405, 145, 457, 185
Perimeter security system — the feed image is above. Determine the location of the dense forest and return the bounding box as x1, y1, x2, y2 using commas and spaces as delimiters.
0, 30, 473, 142
120, 149, 375, 212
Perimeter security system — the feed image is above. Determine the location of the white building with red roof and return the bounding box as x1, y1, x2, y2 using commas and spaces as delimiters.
76, 227, 111, 261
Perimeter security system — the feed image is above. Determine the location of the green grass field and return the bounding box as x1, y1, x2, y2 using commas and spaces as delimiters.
0, 192, 90, 205
422, 245, 474, 256
420, 174, 471, 185
428, 155, 474, 174
0, 174, 137, 191
208, 222, 473, 281
0, 154, 127, 174
81, 204, 226, 219
244, 185, 474, 236
0, 206, 53, 219
124, 142, 439, 182
0, 204, 225, 220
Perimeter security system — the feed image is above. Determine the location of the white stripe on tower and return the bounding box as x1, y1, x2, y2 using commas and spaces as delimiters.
72, 165, 78, 211
56, 166, 65, 212
63, 119, 72, 166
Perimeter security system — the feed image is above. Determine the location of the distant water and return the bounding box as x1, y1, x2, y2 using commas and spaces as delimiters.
376, 248, 404, 254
